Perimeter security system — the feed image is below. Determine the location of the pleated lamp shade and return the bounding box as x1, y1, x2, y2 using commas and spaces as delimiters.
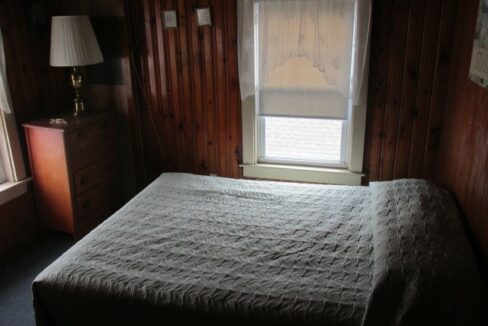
50, 16, 104, 67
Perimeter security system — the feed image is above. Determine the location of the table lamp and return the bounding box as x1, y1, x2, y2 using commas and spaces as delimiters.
50, 16, 104, 117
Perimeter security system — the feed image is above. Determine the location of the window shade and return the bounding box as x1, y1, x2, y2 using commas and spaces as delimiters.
256, 0, 354, 119
259, 87, 348, 119
238, 0, 372, 110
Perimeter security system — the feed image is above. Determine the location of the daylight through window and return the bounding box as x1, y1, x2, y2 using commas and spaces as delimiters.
254, 0, 356, 167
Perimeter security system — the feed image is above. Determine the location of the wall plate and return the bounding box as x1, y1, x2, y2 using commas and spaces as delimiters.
163, 10, 177, 29
195, 8, 212, 26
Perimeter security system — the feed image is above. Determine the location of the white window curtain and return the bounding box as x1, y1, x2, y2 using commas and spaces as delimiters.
0, 26, 13, 114
0, 26, 11, 183
0, 26, 26, 183
237, 0, 372, 118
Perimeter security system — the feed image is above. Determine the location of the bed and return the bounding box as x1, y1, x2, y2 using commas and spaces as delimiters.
33, 173, 488, 325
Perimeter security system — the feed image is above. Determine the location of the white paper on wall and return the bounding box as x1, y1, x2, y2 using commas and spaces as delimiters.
469, 0, 488, 88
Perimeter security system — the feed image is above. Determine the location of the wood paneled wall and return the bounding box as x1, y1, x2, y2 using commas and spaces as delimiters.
4, 0, 487, 261
0, 0, 71, 122
127, 0, 463, 186
0, 189, 38, 258
364, 0, 488, 259
126, 0, 242, 183
0, 0, 135, 258
363, 0, 458, 182
128, 0, 461, 187
0, 0, 69, 259
436, 0, 488, 257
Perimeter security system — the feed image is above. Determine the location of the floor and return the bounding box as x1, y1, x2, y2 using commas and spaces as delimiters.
0, 233, 73, 326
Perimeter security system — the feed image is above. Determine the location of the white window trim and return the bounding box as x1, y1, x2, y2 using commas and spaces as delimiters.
241, 95, 366, 186
0, 178, 30, 205
0, 108, 29, 204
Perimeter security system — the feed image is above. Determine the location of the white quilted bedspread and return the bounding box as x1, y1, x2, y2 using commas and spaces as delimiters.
33, 174, 487, 326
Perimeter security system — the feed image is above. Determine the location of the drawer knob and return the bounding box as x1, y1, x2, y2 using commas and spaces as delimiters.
82, 200, 91, 210
80, 175, 88, 185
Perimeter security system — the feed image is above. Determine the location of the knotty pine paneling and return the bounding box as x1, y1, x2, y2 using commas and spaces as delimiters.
0, 189, 38, 260
130, 0, 458, 186
126, 0, 242, 183
0, 0, 70, 258
437, 0, 488, 258
363, 0, 458, 183
364, 0, 488, 259
0, 0, 138, 258
0, 0, 71, 122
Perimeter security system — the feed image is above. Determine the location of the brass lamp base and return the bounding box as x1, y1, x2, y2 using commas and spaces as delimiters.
73, 98, 85, 117
70, 67, 86, 117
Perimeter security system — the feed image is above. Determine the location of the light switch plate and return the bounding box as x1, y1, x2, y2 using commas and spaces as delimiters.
163, 10, 177, 29
196, 8, 212, 26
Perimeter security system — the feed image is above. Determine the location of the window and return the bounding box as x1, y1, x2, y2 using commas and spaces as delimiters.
0, 105, 27, 189
255, 0, 354, 168
0, 109, 28, 205
0, 25, 28, 203
238, 0, 371, 185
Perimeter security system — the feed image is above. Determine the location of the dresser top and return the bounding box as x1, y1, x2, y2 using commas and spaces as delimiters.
23, 111, 113, 132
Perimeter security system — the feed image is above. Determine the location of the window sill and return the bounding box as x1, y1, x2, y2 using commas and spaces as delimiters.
0, 178, 31, 206
241, 163, 363, 186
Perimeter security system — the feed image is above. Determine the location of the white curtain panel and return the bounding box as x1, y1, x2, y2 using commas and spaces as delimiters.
237, 0, 372, 113
0, 26, 13, 114
351, 0, 372, 105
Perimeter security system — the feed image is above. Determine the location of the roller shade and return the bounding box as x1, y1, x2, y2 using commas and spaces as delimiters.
255, 0, 354, 119
238, 0, 371, 118
258, 87, 348, 119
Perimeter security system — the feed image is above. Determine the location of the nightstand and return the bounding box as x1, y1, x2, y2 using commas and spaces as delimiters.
23, 112, 121, 240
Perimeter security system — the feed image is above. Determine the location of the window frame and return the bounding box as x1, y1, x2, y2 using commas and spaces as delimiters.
0, 21, 29, 203
0, 149, 5, 183
0, 103, 28, 205
241, 0, 370, 185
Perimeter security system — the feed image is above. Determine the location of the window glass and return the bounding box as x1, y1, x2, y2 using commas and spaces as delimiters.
260, 117, 345, 166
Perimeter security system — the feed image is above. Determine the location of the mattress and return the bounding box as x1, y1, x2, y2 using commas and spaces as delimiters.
32, 173, 488, 326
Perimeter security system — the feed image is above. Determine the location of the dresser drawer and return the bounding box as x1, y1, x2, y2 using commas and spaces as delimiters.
74, 157, 118, 195
24, 112, 121, 239
68, 119, 116, 155
75, 198, 120, 240
76, 176, 120, 219
70, 137, 117, 172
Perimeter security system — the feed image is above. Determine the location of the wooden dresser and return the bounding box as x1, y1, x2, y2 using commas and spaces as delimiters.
23, 112, 121, 240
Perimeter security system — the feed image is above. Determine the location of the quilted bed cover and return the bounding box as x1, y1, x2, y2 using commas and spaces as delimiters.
33, 173, 487, 325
